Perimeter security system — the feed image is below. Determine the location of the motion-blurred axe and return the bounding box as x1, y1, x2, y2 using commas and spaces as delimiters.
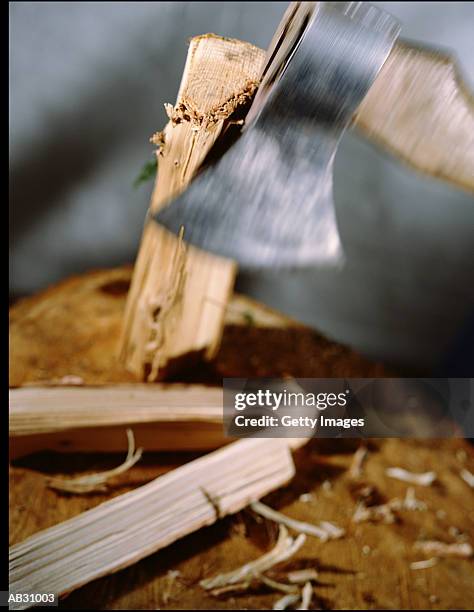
154, 2, 474, 269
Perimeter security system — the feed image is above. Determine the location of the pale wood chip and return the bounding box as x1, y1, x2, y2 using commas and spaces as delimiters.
251, 501, 344, 541
297, 582, 313, 610
460, 468, 474, 488
410, 558, 438, 570
46, 429, 142, 493
385, 467, 436, 486
352, 501, 396, 524
287, 569, 319, 584
349, 446, 368, 479
273, 593, 300, 610
414, 540, 473, 558
200, 525, 306, 590
257, 573, 299, 594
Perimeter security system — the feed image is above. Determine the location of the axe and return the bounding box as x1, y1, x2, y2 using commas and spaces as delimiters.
154, 1, 473, 269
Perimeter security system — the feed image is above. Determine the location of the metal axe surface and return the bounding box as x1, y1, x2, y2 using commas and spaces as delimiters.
153, 2, 401, 268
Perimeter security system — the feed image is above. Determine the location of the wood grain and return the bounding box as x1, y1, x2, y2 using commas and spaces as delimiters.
9, 384, 227, 458
119, 35, 266, 380
10, 385, 223, 435
355, 41, 474, 192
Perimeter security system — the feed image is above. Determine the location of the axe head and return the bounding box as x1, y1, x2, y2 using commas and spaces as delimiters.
154, 2, 400, 269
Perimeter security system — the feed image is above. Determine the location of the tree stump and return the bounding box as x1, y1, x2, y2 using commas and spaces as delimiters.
9, 266, 474, 609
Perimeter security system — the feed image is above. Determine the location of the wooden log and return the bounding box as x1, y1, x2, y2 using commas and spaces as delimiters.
119, 35, 266, 380
9, 437, 296, 608
9, 384, 223, 435
9, 384, 227, 458
9, 423, 228, 460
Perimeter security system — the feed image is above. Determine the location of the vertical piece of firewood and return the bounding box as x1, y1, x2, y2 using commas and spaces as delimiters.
119, 35, 265, 380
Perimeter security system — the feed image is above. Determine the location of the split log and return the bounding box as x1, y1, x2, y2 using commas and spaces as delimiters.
119, 35, 266, 380
9, 437, 296, 608
10, 385, 223, 435
9, 384, 226, 458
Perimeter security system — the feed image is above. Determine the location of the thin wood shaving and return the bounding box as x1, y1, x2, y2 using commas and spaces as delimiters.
46, 429, 142, 493
250, 501, 344, 541
162, 570, 181, 605
208, 582, 252, 597
401, 487, 427, 511
414, 540, 473, 558
353, 486, 427, 524
200, 525, 306, 590
385, 467, 436, 486
298, 582, 313, 610
273, 593, 300, 610
410, 558, 438, 570
286, 569, 319, 584
349, 446, 368, 479
319, 520, 345, 539
257, 573, 299, 594
390, 487, 427, 511
460, 468, 474, 488
352, 501, 396, 524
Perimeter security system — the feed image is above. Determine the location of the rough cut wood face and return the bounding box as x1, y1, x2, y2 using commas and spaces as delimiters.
119, 35, 266, 381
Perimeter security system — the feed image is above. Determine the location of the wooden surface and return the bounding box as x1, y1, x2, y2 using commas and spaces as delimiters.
356, 41, 474, 193
9, 266, 474, 609
9, 385, 226, 458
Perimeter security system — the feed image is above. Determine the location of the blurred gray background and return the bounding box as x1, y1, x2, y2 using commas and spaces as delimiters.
9, 2, 474, 370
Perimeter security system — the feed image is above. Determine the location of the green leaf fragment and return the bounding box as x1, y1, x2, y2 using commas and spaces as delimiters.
134, 158, 157, 188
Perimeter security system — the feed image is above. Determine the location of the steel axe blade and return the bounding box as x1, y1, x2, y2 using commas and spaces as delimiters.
153, 2, 400, 269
